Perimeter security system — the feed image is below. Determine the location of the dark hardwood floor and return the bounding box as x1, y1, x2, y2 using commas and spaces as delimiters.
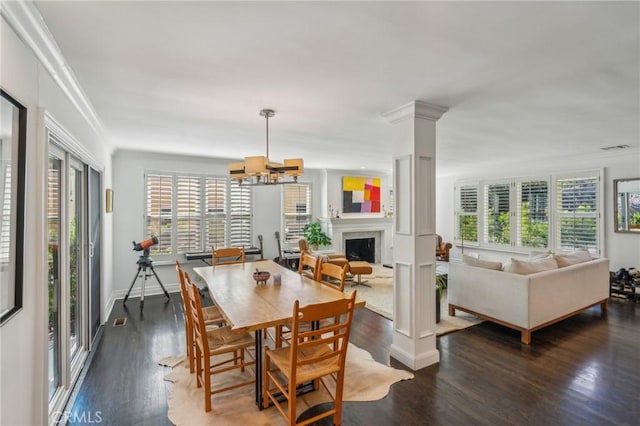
68, 293, 640, 425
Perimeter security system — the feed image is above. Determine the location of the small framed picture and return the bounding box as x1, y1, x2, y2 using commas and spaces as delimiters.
106, 188, 113, 213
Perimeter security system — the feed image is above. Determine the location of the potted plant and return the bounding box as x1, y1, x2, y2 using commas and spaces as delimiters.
303, 221, 332, 250
435, 273, 448, 323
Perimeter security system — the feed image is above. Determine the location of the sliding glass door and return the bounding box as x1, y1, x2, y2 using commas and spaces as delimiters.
47, 153, 62, 401
68, 158, 84, 363
47, 135, 100, 415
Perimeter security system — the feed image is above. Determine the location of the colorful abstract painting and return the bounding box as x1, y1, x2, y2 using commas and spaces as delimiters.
342, 176, 381, 213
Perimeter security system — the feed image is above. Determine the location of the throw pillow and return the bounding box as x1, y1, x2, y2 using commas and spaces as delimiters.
554, 249, 592, 268
504, 255, 558, 275
463, 254, 503, 271
529, 250, 553, 261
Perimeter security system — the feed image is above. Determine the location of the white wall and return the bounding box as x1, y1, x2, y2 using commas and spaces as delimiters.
436, 152, 640, 271
0, 17, 111, 426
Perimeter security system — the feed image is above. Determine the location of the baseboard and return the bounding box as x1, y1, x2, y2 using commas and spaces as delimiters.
390, 344, 440, 370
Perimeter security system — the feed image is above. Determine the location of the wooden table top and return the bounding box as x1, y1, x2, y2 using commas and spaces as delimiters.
194, 260, 364, 333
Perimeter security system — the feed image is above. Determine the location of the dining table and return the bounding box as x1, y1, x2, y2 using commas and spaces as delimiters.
194, 259, 365, 409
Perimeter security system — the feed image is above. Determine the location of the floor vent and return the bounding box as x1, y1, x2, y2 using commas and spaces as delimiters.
113, 318, 127, 327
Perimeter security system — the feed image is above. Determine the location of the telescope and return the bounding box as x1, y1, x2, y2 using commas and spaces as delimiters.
125, 236, 169, 310
132, 236, 158, 252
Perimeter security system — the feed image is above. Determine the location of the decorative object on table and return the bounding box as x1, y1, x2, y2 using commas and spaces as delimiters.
228, 109, 303, 185
253, 269, 271, 285
342, 176, 381, 213
302, 221, 331, 249
273, 273, 281, 285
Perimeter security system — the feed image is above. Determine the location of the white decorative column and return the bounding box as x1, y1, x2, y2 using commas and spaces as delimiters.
382, 100, 448, 370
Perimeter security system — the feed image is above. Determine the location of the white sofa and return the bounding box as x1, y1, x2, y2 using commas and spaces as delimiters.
448, 257, 610, 344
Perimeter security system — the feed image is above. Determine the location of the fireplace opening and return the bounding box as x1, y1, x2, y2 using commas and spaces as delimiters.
345, 238, 375, 263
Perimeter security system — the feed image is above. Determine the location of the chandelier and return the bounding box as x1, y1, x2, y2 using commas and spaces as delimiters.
229, 109, 304, 185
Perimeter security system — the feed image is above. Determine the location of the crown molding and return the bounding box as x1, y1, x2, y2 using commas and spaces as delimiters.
1, 0, 105, 137
382, 100, 449, 124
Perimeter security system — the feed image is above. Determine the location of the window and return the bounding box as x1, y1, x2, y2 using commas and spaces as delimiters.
229, 180, 251, 247
516, 180, 548, 248
176, 176, 201, 253
455, 170, 601, 255
145, 173, 252, 256
205, 177, 226, 249
555, 174, 599, 254
146, 174, 173, 255
483, 182, 511, 246
283, 183, 311, 243
455, 185, 478, 243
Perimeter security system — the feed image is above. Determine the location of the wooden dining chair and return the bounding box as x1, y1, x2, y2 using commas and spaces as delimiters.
212, 247, 246, 266
185, 272, 256, 412
274, 252, 323, 347
263, 291, 357, 425
297, 251, 321, 280
316, 262, 349, 292
176, 261, 226, 373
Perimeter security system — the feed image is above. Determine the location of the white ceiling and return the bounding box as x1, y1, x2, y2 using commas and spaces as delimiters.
34, 1, 639, 175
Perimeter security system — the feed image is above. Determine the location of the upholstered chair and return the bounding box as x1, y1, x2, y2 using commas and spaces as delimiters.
435, 234, 452, 262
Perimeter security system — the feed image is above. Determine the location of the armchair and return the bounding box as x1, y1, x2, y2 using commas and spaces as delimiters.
435, 234, 452, 262
298, 238, 349, 267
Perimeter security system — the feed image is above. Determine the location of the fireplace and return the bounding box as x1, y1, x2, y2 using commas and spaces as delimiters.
345, 237, 375, 263
320, 217, 392, 265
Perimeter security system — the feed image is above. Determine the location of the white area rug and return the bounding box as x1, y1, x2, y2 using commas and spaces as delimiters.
344, 264, 484, 336
165, 343, 413, 425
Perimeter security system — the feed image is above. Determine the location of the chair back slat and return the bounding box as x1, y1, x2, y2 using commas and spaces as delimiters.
298, 251, 321, 280
317, 262, 348, 292
212, 247, 246, 266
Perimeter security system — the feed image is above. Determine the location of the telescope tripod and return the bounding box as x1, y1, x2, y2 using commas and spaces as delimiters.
124, 255, 170, 310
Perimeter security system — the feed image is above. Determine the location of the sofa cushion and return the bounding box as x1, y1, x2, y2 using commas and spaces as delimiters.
463, 254, 503, 271
529, 250, 553, 260
504, 255, 558, 275
554, 250, 592, 268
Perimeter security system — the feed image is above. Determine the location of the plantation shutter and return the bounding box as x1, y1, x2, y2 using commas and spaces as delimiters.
283, 183, 311, 243
229, 180, 252, 247
555, 175, 599, 253
456, 185, 478, 243
176, 176, 201, 253
515, 180, 549, 248
0, 164, 11, 261
205, 177, 227, 250
145, 173, 173, 254
483, 183, 510, 245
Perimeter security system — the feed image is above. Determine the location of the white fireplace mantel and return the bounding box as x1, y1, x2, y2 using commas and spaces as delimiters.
319, 217, 393, 264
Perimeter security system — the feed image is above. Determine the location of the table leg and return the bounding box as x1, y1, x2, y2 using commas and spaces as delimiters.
255, 329, 263, 409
